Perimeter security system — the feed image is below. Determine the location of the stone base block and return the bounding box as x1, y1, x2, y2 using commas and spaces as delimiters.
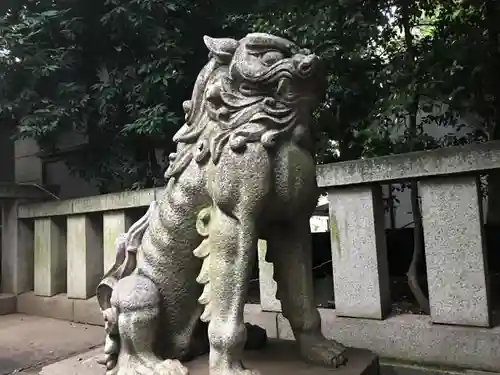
38, 340, 379, 375
16, 292, 104, 326
189, 340, 379, 375
0, 294, 16, 315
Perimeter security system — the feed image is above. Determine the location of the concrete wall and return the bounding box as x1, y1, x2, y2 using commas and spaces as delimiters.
14, 132, 99, 199
0, 124, 15, 183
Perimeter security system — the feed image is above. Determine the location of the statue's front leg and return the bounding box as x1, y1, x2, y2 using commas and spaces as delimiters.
267, 220, 347, 368
108, 274, 189, 375
207, 206, 260, 375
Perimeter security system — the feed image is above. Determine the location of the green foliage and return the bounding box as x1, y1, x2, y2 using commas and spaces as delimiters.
0, 0, 223, 191
1, 0, 500, 196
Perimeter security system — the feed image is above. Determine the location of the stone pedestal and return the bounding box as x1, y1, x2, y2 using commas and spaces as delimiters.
37, 339, 379, 375
189, 340, 379, 375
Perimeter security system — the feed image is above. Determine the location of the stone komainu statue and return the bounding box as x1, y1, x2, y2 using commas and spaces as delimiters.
96, 33, 346, 375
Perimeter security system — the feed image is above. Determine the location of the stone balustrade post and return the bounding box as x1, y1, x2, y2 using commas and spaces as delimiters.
34, 217, 67, 296
102, 210, 133, 273
420, 175, 491, 327
1, 199, 35, 295
67, 214, 103, 299
327, 185, 391, 320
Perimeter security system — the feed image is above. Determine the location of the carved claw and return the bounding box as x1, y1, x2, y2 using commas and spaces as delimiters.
298, 335, 347, 368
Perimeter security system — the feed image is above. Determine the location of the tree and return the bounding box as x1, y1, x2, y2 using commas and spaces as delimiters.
0, 0, 227, 192
225, 0, 393, 164
422, 1, 500, 226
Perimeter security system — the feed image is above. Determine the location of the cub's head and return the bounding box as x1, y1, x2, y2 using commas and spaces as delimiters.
204, 33, 325, 107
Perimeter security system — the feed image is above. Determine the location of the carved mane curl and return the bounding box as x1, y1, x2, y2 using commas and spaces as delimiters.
165, 34, 319, 180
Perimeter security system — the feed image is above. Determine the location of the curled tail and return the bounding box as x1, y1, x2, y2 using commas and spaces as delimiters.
95, 201, 158, 370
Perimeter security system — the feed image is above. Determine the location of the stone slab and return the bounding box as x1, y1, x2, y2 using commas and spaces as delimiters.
0, 314, 103, 375
317, 140, 500, 187
420, 176, 490, 327
327, 185, 391, 319
277, 309, 500, 372
37, 340, 379, 375
18, 189, 156, 218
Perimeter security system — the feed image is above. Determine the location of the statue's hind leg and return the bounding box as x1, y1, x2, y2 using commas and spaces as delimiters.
107, 274, 188, 375
267, 220, 347, 368
206, 207, 260, 375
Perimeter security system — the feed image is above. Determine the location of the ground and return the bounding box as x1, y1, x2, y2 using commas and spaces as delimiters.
0, 314, 103, 375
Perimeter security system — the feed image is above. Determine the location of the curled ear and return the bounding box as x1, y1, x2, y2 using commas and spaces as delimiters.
203, 36, 238, 63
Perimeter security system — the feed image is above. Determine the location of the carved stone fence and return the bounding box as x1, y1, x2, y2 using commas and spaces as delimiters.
1, 141, 500, 371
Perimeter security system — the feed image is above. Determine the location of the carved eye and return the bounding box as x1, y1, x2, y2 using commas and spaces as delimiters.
261, 51, 284, 65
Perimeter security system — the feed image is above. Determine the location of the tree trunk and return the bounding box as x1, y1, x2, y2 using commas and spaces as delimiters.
401, 0, 430, 313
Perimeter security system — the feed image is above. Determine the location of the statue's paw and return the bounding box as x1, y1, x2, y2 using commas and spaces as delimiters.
211, 362, 261, 375
154, 359, 189, 375
212, 368, 261, 375
299, 335, 347, 368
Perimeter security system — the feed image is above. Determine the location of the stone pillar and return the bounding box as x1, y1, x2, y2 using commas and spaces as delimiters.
1, 200, 34, 294
327, 185, 391, 320
67, 214, 103, 299
102, 210, 133, 273
34, 217, 67, 296
420, 176, 491, 327
258, 239, 281, 312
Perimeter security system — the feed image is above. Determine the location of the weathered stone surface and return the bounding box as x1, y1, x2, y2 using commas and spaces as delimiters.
327, 185, 391, 319
317, 141, 500, 188
420, 176, 490, 327
17, 189, 155, 218
36, 340, 379, 375
94, 33, 348, 375
34, 218, 66, 297
17, 292, 74, 321
67, 215, 103, 299
1, 199, 34, 295
277, 309, 500, 372
102, 210, 133, 274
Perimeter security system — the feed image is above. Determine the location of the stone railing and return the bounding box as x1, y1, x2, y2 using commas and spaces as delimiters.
1, 141, 500, 372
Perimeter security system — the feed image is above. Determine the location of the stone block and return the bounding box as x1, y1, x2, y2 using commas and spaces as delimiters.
257, 240, 281, 312
420, 176, 490, 327
17, 188, 155, 219
37, 340, 379, 375
73, 297, 104, 326
34, 218, 67, 296
17, 292, 73, 321
327, 185, 391, 319
67, 215, 103, 299
317, 141, 500, 188
277, 309, 500, 372
244, 304, 278, 338
0, 294, 17, 315
102, 210, 134, 273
